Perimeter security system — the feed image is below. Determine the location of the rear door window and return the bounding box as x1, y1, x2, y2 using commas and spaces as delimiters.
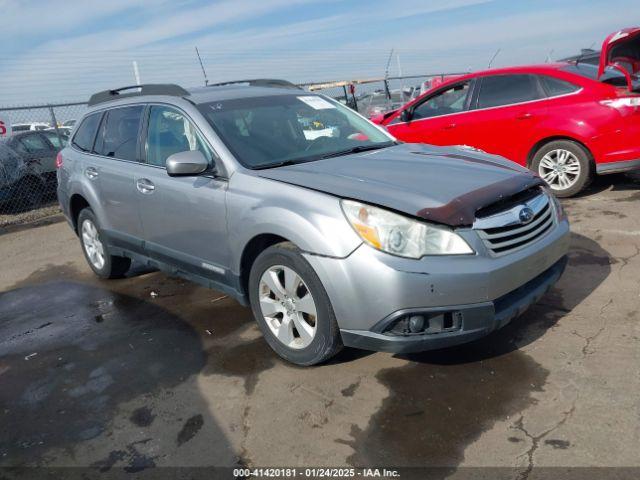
476, 75, 543, 109
539, 76, 580, 97
95, 106, 144, 161
72, 113, 102, 152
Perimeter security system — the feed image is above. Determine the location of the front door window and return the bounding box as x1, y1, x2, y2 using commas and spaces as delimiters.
145, 106, 213, 168
411, 82, 471, 120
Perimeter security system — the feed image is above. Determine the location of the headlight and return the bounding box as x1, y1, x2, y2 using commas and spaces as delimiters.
341, 199, 474, 258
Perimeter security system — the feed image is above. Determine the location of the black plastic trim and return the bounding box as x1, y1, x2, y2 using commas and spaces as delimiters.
88, 84, 190, 106
596, 159, 640, 174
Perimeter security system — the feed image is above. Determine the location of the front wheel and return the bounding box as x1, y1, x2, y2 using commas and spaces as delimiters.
531, 140, 593, 198
248, 242, 342, 366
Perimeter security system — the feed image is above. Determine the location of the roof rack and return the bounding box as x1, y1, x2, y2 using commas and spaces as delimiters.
88, 84, 190, 106
208, 79, 302, 90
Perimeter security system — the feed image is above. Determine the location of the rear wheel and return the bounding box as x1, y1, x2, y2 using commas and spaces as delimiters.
531, 140, 592, 197
248, 242, 342, 366
77, 208, 131, 279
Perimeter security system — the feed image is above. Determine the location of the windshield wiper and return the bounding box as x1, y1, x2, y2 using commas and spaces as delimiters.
251, 142, 397, 170
252, 159, 300, 170
317, 142, 397, 160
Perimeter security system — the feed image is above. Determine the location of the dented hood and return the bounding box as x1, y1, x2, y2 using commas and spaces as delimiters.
256, 143, 543, 227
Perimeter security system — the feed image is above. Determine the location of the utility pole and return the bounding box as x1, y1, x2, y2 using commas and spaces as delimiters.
133, 61, 141, 85
396, 53, 406, 99
545, 49, 554, 63
383, 48, 394, 100
195, 47, 209, 86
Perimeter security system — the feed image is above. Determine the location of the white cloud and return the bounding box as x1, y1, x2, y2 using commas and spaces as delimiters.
0, 0, 165, 38
383, 0, 494, 20
0, 0, 636, 105
33, 0, 322, 52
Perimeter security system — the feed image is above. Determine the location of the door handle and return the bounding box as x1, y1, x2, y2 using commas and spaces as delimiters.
516, 113, 534, 120
136, 178, 155, 194
443, 123, 457, 130
85, 167, 98, 180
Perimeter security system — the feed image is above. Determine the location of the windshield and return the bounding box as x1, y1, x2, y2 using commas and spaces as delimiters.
198, 94, 393, 169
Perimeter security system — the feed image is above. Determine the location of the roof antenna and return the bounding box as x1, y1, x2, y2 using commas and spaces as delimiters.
195, 47, 209, 86
132, 61, 141, 86
487, 48, 501, 68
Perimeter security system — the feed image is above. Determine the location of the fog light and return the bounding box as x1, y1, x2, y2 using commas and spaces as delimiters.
408, 315, 425, 333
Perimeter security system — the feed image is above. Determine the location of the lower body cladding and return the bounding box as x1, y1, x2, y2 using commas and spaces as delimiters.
595, 158, 640, 175
303, 219, 570, 354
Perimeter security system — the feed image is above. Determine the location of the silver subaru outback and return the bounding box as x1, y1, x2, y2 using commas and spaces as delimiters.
57, 81, 570, 366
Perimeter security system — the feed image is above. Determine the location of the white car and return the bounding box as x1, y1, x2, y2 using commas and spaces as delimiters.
10, 122, 51, 132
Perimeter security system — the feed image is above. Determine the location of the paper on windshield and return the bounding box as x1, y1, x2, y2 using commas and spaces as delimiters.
297, 96, 335, 110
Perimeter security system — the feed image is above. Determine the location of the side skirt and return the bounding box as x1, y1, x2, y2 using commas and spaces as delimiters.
102, 230, 248, 306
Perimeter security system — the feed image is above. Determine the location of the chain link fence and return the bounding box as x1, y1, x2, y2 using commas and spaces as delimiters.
302, 72, 467, 117
0, 102, 87, 228
0, 73, 462, 228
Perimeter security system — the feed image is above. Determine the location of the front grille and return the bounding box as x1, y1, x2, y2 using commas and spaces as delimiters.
476, 194, 555, 255
475, 186, 543, 219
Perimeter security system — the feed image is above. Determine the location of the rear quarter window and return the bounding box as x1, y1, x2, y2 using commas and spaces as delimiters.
540, 75, 580, 97
43, 131, 67, 149
72, 112, 102, 152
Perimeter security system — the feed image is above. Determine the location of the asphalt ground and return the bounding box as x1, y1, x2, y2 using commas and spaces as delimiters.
0, 174, 638, 479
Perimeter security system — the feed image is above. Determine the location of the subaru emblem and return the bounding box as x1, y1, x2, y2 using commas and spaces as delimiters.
519, 207, 534, 224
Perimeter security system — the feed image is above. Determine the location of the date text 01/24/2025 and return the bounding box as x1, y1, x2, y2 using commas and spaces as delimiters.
233, 467, 401, 478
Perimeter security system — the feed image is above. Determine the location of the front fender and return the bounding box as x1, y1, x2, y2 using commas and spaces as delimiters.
226, 174, 362, 275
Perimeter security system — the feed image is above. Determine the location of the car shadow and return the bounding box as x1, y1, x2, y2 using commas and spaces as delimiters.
344, 233, 612, 470
571, 173, 638, 198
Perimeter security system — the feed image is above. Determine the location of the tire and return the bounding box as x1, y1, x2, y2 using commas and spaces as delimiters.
531, 140, 593, 198
625, 170, 640, 183
77, 208, 131, 279
248, 242, 343, 366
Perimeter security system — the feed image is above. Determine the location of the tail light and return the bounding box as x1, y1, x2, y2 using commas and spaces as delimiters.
55, 152, 63, 169
600, 96, 640, 115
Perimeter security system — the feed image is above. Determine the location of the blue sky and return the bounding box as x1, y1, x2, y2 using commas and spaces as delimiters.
0, 0, 638, 104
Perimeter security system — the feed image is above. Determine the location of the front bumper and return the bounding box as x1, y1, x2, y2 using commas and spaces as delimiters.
340, 255, 567, 353
303, 217, 569, 353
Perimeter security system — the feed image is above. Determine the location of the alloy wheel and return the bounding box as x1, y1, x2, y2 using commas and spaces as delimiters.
81, 219, 105, 270
538, 149, 581, 191
258, 265, 318, 349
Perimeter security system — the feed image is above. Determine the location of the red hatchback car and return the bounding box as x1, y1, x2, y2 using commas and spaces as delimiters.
376, 28, 640, 197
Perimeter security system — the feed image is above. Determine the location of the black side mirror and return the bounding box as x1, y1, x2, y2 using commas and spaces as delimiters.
400, 109, 412, 122
166, 150, 210, 177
